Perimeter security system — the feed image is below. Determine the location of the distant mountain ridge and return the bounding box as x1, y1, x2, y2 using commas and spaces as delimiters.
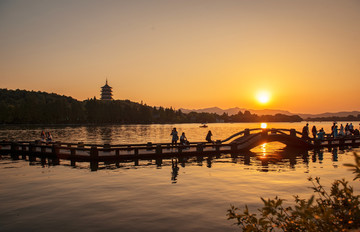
179, 107, 293, 116
179, 107, 360, 119
298, 111, 360, 119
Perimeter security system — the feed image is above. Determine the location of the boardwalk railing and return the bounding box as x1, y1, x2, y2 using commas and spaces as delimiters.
1, 127, 360, 170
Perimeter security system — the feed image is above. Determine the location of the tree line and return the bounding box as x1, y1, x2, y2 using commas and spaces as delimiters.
0, 88, 303, 124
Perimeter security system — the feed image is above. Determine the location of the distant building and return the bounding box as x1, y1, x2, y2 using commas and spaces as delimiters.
101, 79, 113, 100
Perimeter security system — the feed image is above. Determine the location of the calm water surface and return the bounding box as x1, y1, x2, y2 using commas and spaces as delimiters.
1, 122, 360, 232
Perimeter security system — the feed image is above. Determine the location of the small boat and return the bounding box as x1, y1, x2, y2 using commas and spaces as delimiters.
199, 123, 208, 128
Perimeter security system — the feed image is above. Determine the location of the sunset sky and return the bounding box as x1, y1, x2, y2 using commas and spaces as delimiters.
1, 0, 360, 114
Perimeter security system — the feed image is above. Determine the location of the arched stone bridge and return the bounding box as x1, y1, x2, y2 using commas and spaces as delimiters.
221, 128, 316, 150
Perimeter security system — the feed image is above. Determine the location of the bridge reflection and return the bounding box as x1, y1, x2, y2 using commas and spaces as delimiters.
1, 143, 348, 183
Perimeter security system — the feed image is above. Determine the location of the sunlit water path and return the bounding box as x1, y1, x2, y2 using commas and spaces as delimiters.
1, 122, 360, 232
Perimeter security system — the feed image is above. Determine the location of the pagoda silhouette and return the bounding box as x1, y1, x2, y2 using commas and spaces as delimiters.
101, 79, 113, 100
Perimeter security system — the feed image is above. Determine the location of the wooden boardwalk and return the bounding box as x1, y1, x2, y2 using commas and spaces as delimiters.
1, 128, 360, 170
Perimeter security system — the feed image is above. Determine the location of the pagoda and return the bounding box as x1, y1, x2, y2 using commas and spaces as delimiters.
100, 79, 113, 100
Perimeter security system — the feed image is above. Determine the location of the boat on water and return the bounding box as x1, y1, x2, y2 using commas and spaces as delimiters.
199, 123, 208, 128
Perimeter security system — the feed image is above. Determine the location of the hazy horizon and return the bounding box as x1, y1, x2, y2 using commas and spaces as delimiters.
1, 1, 360, 114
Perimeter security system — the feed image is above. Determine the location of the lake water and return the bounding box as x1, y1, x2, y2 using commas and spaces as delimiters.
1, 122, 360, 231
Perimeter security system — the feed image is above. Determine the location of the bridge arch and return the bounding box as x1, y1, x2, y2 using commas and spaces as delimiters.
222, 128, 314, 150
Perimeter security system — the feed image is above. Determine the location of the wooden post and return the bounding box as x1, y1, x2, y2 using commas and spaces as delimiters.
115, 149, 120, 167
231, 143, 237, 152
244, 129, 250, 136
52, 143, 59, 157
10, 142, 19, 159
215, 141, 220, 152
21, 145, 27, 159
339, 138, 345, 147
41, 145, 46, 154
290, 129, 296, 137
156, 144, 162, 155
77, 142, 84, 148
28, 142, 36, 162
90, 146, 99, 171
134, 148, 139, 156
146, 142, 152, 151
196, 143, 203, 153
90, 146, 98, 159
70, 148, 76, 166
104, 143, 110, 150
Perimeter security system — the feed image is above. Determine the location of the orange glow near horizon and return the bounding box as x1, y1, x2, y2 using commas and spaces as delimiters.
1, 1, 360, 114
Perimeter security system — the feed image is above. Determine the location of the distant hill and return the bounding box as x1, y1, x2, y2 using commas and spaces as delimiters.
180, 107, 293, 116
299, 111, 360, 120
180, 107, 360, 119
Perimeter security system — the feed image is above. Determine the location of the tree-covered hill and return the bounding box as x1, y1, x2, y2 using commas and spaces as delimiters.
0, 88, 303, 124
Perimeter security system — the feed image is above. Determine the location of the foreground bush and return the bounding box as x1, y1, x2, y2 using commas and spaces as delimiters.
227, 153, 360, 232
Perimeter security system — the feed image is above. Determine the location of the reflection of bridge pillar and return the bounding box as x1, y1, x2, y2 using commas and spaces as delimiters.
244, 154, 250, 165
156, 158, 162, 167
302, 152, 309, 164
197, 156, 203, 165
332, 148, 338, 162
207, 156, 212, 168
289, 156, 296, 168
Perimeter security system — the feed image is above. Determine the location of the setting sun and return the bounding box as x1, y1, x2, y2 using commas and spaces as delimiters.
256, 91, 271, 104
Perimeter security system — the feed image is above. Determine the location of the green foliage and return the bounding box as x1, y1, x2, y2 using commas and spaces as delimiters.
344, 152, 360, 181
227, 153, 360, 231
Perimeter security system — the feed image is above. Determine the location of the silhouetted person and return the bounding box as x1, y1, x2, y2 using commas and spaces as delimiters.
339, 124, 345, 136
317, 128, 325, 140
333, 124, 338, 138
345, 123, 350, 136
46, 132, 52, 142
40, 131, 46, 142
331, 122, 336, 137
206, 130, 213, 143
349, 123, 354, 134
302, 123, 309, 139
170, 128, 178, 146
180, 132, 189, 146
311, 125, 317, 138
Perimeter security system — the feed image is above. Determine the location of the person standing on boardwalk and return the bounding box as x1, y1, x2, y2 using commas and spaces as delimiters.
311, 125, 317, 138
339, 124, 345, 136
206, 130, 213, 143
302, 123, 309, 139
331, 122, 336, 137
170, 128, 179, 146
333, 124, 338, 138
345, 123, 350, 136
349, 123, 354, 134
